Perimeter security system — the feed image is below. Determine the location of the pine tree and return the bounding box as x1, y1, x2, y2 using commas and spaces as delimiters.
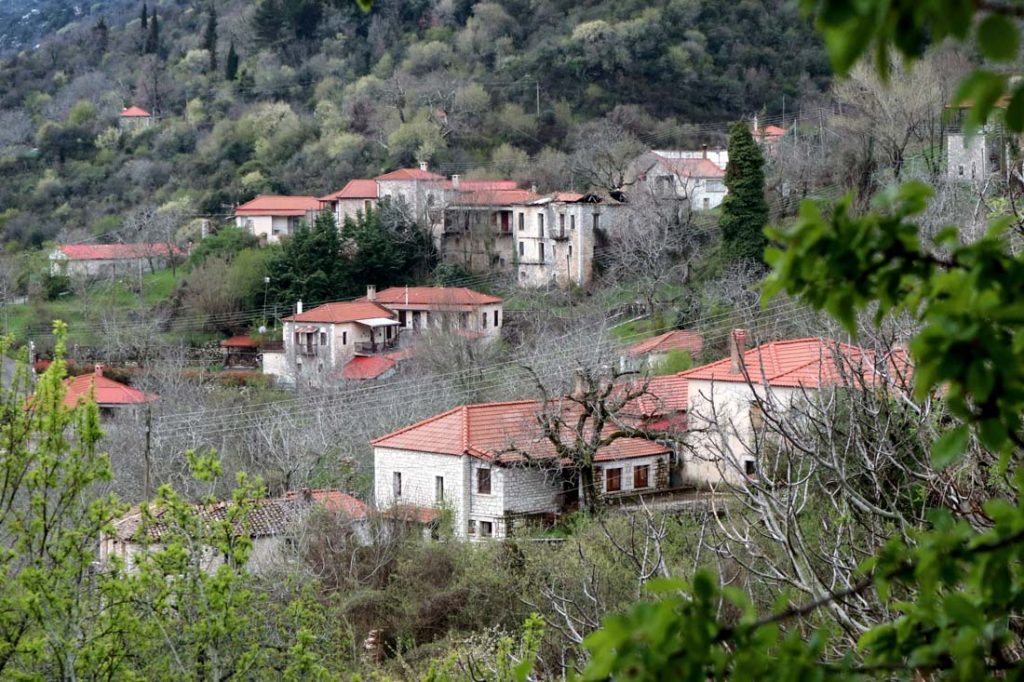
144, 12, 160, 55
224, 41, 239, 81
719, 120, 769, 263
140, 3, 148, 30
203, 4, 218, 72
92, 17, 109, 57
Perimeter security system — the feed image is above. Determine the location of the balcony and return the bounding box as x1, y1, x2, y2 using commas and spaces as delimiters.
354, 337, 398, 355
552, 228, 568, 241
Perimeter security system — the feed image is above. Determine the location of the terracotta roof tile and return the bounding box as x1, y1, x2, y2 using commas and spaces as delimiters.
282, 301, 395, 324
64, 368, 157, 408
319, 179, 379, 201
369, 286, 502, 307
654, 155, 726, 178
235, 195, 321, 216
452, 189, 539, 206
341, 355, 396, 380
221, 335, 259, 348
455, 180, 519, 191
119, 106, 151, 117
112, 489, 366, 542
56, 243, 183, 260
374, 168, 447, 182
629, 330, 704, 357
373, 399, 670, 463
679, 337, 912, 389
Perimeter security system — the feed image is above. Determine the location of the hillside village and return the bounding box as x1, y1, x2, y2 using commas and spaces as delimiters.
2, 0, 1024, 679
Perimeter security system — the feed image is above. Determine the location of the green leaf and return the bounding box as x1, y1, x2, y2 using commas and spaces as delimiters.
977, 15, 1019, 62
1005, 83, 1024, 133
932, 426, 969, 468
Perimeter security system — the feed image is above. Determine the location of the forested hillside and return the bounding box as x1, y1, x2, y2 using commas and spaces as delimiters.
0, 0, 828, 249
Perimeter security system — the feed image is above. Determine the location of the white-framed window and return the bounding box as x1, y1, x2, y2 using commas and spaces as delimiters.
480, 520, 493, 537
393, 471, 402, 497
435, 475, 444, 502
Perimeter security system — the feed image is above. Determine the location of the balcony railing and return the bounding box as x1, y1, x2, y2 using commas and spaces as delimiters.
354, 337, 398, 355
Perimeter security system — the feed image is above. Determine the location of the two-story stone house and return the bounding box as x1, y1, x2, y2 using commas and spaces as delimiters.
361, 285, 504, 337
372, 399, 674, 539
629, 150, 728, 210
280, 300, 401, 387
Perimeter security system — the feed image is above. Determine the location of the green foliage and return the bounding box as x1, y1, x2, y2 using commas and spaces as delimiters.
188, 226, 259, 268
719, 121, 768, 263
653, 349, 692, 375
203, 3, 218, 72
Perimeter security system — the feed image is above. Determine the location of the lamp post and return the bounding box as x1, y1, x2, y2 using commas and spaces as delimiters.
261, 276, 271, 333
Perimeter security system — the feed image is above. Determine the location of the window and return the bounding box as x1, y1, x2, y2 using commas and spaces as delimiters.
477, 468, 491, 494
593, 213, 600, 231
539, 243, 545, 262
435, 476, 444, 502
568, 244, 573, 257
393, 472, 402, 497
399, 310, 407, 326
482, 312, 488, 328
518, 213, 524, 231
606, 467, 622, 493
493, 310, 499, 327
958, 165, 965, 176
749, 402, 765, 432
745, 460, 756, 477
319, 332, 326, 346
570, 215, 576, 230
468, 520, 477, 535
559, 214, 565, 232
538, 213, 545, 237
342, 331, 347, 345
364, 200, 372, 211
633, 464, 650, 489
480, 521, 493, 537
519, 241, 525, 256
702, 197, 710, 209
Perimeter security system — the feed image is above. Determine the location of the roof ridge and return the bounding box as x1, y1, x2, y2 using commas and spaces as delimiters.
461, 404, 470, 453
370, 405, 464, 446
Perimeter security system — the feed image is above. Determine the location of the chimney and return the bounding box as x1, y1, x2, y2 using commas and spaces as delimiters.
702, 144, 708, 160
296, 300, 303, 315
367, 284, 377, 301
404, 285, 409, 305
729, 329, 748, 374
419, 161, 429, 172
571, 368, 588, 400
451, 174, 461, 190
530, 183, 538, 194
753, 114, 759, 134
94, 363, 104, 378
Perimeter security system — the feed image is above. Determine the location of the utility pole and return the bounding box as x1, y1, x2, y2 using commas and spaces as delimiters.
144, 402, 152, 499
535, 79, 540, 118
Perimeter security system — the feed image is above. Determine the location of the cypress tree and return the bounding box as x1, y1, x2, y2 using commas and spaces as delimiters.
224, 41, 239, 81
719, 121, 769, 263
144, 12, 160, 55
203, 4, 218, 72
140, 3, 148, 30
92, 18, 109, 56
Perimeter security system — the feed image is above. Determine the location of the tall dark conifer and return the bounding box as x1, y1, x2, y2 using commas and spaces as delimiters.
719, 121, 769, 263
203, 4, 218, 72
140, 3, 148, 30
224, 41, 239, 81
144, 12, 160, 55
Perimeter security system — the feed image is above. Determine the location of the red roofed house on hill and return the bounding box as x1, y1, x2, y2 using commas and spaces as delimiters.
372, 399, 674, 539
100, 488, 367, 573
361, 284, 504, 338
628, 149, 728, 210
276, 299, 401, 388
234, 195, 322, 244
626, 329, 704, 369
118, 105, 153, 130
49, 243, 184, 279
64, 365, 157, 417
678, 330, 912, 486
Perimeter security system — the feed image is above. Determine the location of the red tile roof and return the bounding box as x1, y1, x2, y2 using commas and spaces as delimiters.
56, 243, 183, 261
282, 301, 396, 324
64, 368, 157, 408
620, 374, 689, 419
221, 335, 259, 348
382, 504, 440, 524
452, 189, 540, 206
341, 355, 396, 380
112, 489, 366, 542
679, 337, 910, 389
629, 330, 704, 357
372, 399, 671, 463
654, 155, 726, 178
369, 286, 502, 307
374, 168, 447, 182
319, 179, 379, 201
119, 106, 151, 117
553, 192, 585, 202
757, 124, 786, 138
235, 195, 321, 217
451, 179, 519, 191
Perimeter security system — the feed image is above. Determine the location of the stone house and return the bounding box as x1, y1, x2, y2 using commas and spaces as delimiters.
678, 331, 910, 487
512, 193, 624, 288
278, 300, 401, 388
49, 243, 183, 279
360, 284, 504, 337
100, 489, 366, 573
436, 188, 540, 273
234, 195, 322, 243
372, 399, 674, 540
318, 179, 379, 226
118, 105, 153, 130
629, 150, 728, 210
